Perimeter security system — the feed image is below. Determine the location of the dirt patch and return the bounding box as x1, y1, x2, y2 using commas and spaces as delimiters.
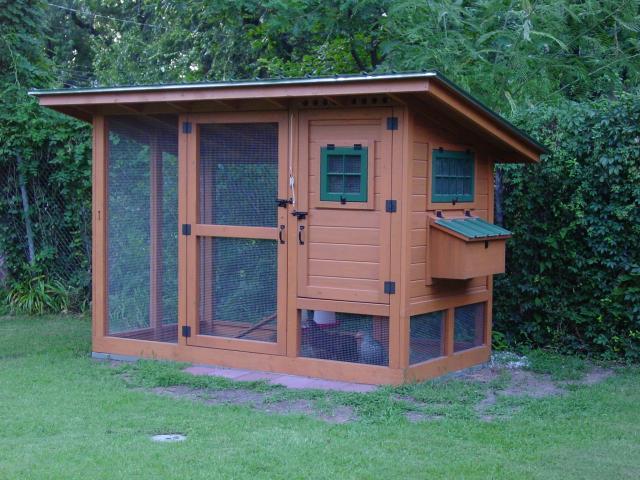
460, 367, 501, 384
149, 386, 357, 423
501, 370, 565, 398
152, 385, 205, 401
573, 367, 614, 386
203, 389, 268, 406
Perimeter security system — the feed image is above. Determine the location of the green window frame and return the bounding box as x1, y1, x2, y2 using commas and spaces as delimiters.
320, 146, 368, 203
432, 149, 474, 203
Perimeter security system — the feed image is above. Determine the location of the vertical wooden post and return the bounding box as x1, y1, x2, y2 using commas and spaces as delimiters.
286, 108, 300, 358
444, 308, 454, 355
149, 133, 163, 338
92, 116, 108, 340
177, 114, 189, 347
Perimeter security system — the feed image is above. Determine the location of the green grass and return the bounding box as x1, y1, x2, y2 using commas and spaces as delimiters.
1, 314, 639, 479
525, 349, 589, 381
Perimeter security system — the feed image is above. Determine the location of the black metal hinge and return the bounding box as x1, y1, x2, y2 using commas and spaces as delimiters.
181, 224, 191, 235
386, 117, 398, 130
385, 199, 397, 213
384, 281, 396, 294
181, 325, 191, 338
182, 122, 192, 134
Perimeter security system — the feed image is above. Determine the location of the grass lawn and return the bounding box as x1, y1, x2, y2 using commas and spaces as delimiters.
0, 314, 639, 479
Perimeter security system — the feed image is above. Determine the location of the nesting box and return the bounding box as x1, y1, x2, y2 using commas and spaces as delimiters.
31, 72, 545, 385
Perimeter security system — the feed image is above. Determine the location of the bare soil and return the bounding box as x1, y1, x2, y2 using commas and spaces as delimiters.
150, 386, 356, 424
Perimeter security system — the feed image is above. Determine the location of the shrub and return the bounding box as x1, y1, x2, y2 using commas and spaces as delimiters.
495, 94, 640, 361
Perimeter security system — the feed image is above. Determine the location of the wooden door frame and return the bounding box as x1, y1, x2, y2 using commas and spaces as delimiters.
184, 111, 289, 355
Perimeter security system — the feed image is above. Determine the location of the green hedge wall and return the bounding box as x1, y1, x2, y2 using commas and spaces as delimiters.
495, 94, 640, 360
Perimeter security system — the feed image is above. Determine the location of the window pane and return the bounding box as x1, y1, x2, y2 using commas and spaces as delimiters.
327, 154, 343, 173
327, 174, 344, 193
344, 175, 361, 193
199, 123, 278, 227
344, 155, 362, 174
454, 303, 485, 352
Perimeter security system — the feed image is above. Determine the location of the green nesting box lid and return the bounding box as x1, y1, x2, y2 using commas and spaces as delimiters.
434, 217, 511, 240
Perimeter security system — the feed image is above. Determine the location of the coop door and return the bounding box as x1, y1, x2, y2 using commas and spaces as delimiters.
184, 113, 289, 355
296, 109, 393, 304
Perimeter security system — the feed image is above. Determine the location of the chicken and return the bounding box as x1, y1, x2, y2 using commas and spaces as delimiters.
356, 331, 386, 365
306, 316, 358, 362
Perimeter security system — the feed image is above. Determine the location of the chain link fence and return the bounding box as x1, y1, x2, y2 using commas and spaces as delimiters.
0, 156, 91, 311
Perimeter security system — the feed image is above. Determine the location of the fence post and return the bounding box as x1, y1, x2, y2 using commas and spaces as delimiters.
16, 153, 36, 265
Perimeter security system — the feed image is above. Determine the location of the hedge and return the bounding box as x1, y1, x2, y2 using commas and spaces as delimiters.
494, 94, 640, 361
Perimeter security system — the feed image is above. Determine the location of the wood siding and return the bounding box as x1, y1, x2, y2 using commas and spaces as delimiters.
408, 114, 493, 307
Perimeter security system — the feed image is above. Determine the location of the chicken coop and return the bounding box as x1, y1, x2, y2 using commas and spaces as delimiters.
31, 72, 545, 385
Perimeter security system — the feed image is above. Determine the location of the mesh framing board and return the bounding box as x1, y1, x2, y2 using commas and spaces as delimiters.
454, 303, 485, 352
199, 123, 278, 227
106, 115, 179, 343
198, 237, 278, 343
299, 310, 389, 366
410, 311, 445, 364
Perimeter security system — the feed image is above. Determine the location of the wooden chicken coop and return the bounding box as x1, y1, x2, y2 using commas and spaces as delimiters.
31, 72, 545, 385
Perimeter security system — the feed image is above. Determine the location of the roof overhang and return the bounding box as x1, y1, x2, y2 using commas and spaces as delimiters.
29, 72, 546, 163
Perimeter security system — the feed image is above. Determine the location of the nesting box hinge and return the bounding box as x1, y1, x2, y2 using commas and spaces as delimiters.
182, 122, 192, 134
181, 326, 191, 338
385, 199, 397, 213
384, 281, 396, 294
386, 117, 398, 130
181, 224, 191, 235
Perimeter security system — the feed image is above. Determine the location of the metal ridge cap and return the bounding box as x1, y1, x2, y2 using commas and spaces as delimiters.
28, 71, 439, 96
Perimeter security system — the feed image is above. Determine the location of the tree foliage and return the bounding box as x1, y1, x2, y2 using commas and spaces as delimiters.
0, 0, 639, 355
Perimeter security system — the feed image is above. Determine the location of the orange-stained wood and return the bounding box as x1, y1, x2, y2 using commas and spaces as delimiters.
92, 116, 107, 341
297, 108, 393, 305
429, 227, 507, 280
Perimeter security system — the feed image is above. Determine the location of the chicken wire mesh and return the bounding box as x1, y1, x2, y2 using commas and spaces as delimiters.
453, 302, 485, 352
197, 121, 280, 343
106, 115, 179, 342
410, 310, 445, 364
198, 237, 278, 342
199, 123, 278, 227
300, 310, 389, 366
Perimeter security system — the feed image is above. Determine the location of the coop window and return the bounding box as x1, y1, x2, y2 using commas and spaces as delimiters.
299, 310, 388, 366
320, 146, 368, 203
432, 149, 474, 203
410, 310, 445, 364
453, 303, 485, 352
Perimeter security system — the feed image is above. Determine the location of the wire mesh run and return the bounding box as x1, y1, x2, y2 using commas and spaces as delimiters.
299, 310, 389, 366
199, 237, 278, 343
410, 311, 445, 364
454, 303, 485, 352
106, 115, 179, 343
199, 123, 278, 227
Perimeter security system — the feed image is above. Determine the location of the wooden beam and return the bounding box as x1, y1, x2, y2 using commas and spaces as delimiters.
262, 98, 288, 109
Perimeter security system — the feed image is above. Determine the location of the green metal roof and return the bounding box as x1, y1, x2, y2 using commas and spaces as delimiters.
435, 217, 511, 240
28, 70, 547, 154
